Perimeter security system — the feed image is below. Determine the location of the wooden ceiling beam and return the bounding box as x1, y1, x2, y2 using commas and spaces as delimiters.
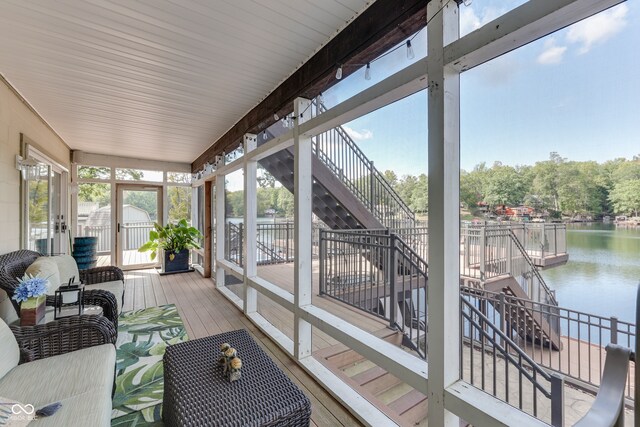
192, 0, 429, 172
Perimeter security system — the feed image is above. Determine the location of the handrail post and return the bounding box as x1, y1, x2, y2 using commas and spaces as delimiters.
507, 230, 512, 275
480, 225, 486, 282
550, 373, 565, 427
319, 230, 325, 295
610, 316, 618, 344
369, 160, 375, 214
239, 222, 244, 267
389, 233, 397, 329
286, 223, 290, 260
499, 292, 507, 339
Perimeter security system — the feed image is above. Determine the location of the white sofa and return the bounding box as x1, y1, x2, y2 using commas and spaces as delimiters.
0, 317, 116, 426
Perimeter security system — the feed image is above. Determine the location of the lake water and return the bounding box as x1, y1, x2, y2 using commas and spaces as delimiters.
541, 223, 640, 324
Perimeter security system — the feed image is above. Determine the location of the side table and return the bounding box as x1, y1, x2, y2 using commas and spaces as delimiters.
163, 329, 311, 426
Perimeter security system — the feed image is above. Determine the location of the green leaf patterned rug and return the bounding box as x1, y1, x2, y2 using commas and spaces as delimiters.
111, 304, 188, 426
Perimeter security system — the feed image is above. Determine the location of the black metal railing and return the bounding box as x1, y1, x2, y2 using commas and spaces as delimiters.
462, 287, 636, 402
319, 228, 428, 358
461, 295, 564, 426
224, 221, 323, 267
313, 101, 415, 229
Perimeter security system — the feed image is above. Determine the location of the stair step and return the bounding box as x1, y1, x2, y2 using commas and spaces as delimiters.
341, 359, 376, 377
320, 328, 402, 369
351, 365, 387, 386
377, 382, 413, 405
389, 388, 427, 415
398, 392, 429, 426
357, 369, 403, 396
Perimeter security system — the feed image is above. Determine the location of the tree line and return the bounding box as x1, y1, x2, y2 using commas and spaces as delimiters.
225, 154, 640, 219
460, 153, 640, 217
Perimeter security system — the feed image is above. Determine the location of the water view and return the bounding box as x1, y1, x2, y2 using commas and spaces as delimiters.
542, 223, 640, 323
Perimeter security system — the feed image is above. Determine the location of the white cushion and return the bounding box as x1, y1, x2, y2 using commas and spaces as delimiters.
0, 318, 19, 380
0, 344, 115, 427
0, 395, 32, 426
49, 255, 80, 286
24, 258, 61, 294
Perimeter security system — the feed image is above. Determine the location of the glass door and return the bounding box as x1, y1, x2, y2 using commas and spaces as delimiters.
117, 185, 162, 270
26, 163, 51, 254
20, 143, 69, 256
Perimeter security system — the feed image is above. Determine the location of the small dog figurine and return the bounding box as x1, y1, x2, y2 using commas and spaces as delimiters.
218, 343, 231, 368
223, 347, 237, 375
228, 357, 242, 382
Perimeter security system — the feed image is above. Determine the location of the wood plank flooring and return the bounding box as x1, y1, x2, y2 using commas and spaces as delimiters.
122, 268, 363, 427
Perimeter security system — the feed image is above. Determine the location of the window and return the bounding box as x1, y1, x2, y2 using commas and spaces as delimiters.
115, 168, 163, 182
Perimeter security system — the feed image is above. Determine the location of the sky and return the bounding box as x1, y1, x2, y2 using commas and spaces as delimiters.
321, 0, 640, 175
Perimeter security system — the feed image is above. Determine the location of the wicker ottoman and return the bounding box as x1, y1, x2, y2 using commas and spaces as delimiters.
163, 329, 311, 426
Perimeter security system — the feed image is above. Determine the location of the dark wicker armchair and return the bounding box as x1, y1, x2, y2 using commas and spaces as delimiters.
10, 314, 117, 363
0, 250, 123, 329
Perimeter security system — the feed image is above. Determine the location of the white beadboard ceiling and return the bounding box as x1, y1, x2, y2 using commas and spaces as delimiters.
0, 0, 370, 163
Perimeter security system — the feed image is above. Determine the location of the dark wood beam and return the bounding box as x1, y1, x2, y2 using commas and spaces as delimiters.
192, 0, 429, 172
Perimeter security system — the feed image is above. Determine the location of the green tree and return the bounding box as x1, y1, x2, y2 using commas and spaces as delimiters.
609, 179, 640, 216
124, 191, 158, 221
168, 186, 191, 223
483, 163, 527, 207
383, 170, 398, 187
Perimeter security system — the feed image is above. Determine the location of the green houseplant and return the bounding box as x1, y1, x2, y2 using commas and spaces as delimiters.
138, 219, 203, 273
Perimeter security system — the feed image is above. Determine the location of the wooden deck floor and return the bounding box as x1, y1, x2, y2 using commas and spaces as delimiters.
122, 268, 363, 427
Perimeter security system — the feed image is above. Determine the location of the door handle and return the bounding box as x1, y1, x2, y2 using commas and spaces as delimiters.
117, 223, 121, 233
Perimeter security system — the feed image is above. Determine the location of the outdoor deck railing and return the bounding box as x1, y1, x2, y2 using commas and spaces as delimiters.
461, 287, 636, 402
461, 222, 567, 262
461, 295, 564, 426
77, 224, 111, 253
319, 228, 428, 358
77, 222, 154, 253
122, 223, 155, 251
461, 224, 558, 309
224, 221, 323, 268
313, 101, 415, 229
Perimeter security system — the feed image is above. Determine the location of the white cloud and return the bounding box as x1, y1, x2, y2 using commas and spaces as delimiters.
460, 6, 505, 36
343, 126, 373, 141
566, 4, 628, 54
470, 54, 521, 87
537, 38, 567, 65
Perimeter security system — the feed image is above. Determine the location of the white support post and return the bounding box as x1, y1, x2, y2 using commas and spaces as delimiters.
215, 172, 226, 288
243, 134, 258, 314
162, 171, 168, 226
293, 97, 313, 360
427, 2, 460, 426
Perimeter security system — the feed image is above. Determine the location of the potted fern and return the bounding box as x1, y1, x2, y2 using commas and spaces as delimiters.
138, 219, 203, 274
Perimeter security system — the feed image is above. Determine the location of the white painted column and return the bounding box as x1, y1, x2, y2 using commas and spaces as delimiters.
293, 97, 313, 360
214, 170, 226, 288
162, 171, 168, 226
427, 1, 460, 426
243, 134, 258, 314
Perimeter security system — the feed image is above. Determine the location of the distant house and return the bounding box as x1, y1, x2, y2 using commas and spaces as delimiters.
84, 205, 152, 229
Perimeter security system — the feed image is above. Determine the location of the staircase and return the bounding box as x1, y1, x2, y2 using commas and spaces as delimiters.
258, 101, 415, 231
461, 226, 562, 350
315, 328, 428, 426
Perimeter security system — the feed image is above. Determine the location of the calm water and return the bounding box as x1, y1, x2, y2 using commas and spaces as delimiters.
542, 223, 640, 324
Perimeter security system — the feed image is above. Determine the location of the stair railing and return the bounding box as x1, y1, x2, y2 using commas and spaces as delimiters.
460, 224, 557, 307
319, 228, 428, 359
461, 295, 565, 426
508, 229, 558, 307
462, 287, 636, 404
312, 101, 415, 229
